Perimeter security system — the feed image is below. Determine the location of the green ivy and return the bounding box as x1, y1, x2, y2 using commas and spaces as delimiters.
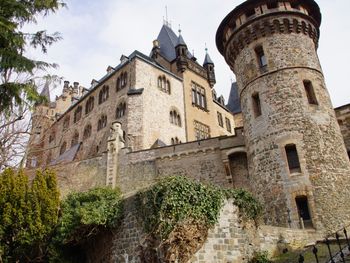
249, 251, 272, 263
137, 176, 262, 240
55, 187, 123, 245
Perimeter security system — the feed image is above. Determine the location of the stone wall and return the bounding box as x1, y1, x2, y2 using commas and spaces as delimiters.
85, 199, 322, 263
220, 4, 350, 232
26, 155, 106, 198
335, 103, 350, 155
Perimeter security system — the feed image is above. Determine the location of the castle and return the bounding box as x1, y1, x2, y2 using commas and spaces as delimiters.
26, 0, 350, 260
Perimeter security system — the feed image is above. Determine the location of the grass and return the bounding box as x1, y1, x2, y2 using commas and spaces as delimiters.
272, 241, 350, 263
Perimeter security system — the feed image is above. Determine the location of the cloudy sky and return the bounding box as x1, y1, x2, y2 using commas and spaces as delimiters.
27, 0, 350, 108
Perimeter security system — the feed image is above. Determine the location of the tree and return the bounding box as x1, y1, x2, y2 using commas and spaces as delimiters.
0, 0, 66, 114
0, 169, 60, 262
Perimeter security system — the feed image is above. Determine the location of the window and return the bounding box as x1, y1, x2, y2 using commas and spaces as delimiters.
285, 144, 301, 173
171, 137, 180, 145
225, 117, 232, 133
170, 110, 181, 127
191, 83, 207, 110
63, 116, 70, 130
303, 80, 318, 105
71, 132, 79, 147
60, 141, 67, 155
83, 124, 92, 139
116, 72, 128, 92
158, 76, 171, 94
217, 112, 223, 127
255, 45, 267, 68
97, 115, 107, 131
252, 93, 262, 117
295, 196, 313, 228
116, 102, 126, 118
49, 132, 55, 143
99, 85, 109, 104
194, 120, 210, 140
85, 96, 94, 114
74, 106, 82, 123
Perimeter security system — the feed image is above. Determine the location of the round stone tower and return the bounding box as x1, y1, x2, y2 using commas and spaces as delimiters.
216, 0, 350, 232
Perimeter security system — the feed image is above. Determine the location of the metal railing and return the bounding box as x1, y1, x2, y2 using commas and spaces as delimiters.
297, 225, 350, 263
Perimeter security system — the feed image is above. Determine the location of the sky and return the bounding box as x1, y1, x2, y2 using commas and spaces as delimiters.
27, 0, 350, 108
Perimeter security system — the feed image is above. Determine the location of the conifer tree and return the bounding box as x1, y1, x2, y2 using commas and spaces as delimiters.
0, 0, 66, 114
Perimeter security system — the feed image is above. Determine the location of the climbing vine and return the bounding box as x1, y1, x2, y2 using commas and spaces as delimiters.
138, 176, 262, 240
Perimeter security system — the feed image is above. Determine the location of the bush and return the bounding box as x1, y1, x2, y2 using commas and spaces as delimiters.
249, 251, 272, 263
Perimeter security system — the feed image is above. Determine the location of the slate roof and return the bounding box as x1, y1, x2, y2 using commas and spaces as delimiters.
50, 143, 80, 165
226, 82, 242, 114
176, 34, 186, 46
157, 24, 179, 62
203, 52, 214, 65
40, 81, 51, 102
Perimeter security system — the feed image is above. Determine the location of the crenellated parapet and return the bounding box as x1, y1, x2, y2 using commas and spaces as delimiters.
216, 0, 321, 67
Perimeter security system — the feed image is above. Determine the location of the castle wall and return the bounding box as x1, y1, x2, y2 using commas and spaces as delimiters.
335, 103, 350, 154
135, 59, 186, 148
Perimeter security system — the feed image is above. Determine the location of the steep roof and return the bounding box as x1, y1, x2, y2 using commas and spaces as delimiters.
203, 52, 214, 65
156, 24, 179, 61
226, 82, 242, 114
40, 81, 51, 102
176, 34, 187, 46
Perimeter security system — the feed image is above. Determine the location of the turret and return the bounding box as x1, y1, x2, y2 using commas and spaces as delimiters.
203, 48, 216, 87
175, 30, 188, 73
151, 39, 161, 59
216, 0, 350, 232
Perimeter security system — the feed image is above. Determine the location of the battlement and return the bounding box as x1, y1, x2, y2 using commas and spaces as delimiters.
216, 0, 321, 60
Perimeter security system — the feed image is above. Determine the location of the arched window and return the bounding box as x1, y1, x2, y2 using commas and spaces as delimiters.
71, 132, 79, 147
60, 141, 67, 155
170, 110, 181, 127
97, 115, 107, 131
83, 124, 92, 139
85, 96, 94, 114
63, 116, 70, 130
98, 85, 109, 104
74, 106, 82, 123
122, 72, 128, 87
171, 137, 180, 145
116, 102, 126, 118
49, 132, 55, 143
158, 76, 171, 94
116, 77, 121, 91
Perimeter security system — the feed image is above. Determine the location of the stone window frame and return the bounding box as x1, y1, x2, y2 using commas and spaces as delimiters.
217, 112, 224, 127
116, 72, 128, 92
98, 85, 109, 105
303, 80, 318, 106
285, 144, 301, 174
85, 96, 94, 115
169, 108, 181, 127
252, 92, 262, 118
194, 120, 210, 140
74, 106, 82, 123
225, 117, 232, 133
254, 45, 267, 70
48, 132, 55, 144
157, 75, 171, 94
116, 102, 127, 119
171, 137, 181, 145
71, 131, 79, 147
291, 190, 315, 229
60, 141, 67, 155
97, 115, 108, 131
63, 116, 70, 130
191, 82, 207, 111
83, 124, 92, 140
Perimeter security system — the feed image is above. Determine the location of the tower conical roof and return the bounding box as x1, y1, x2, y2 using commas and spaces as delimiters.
40, 81, 50, 102
176, 34, 187, 47
203, 52, 214, 65
226, 82, 241, 114
155, 24, 179, 61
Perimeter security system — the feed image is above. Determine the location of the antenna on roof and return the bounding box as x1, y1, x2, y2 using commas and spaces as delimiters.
163, 6, 172, 28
